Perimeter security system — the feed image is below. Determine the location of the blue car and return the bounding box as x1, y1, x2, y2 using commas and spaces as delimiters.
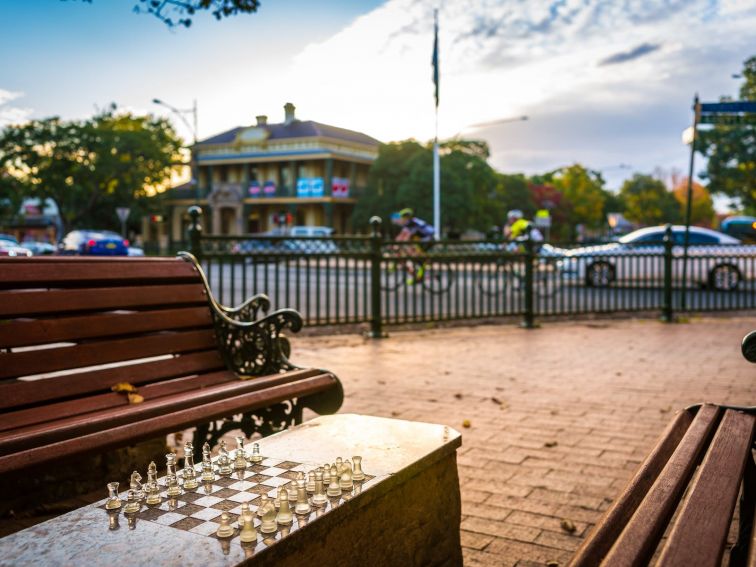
59, 230, 129, 256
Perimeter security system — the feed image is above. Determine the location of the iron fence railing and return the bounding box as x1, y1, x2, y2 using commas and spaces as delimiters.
184, 210, 756, 331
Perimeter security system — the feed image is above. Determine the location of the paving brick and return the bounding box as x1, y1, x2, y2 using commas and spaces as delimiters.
461, 516, 542, 543
460, 529, 495, 551
535, 530, 583, 551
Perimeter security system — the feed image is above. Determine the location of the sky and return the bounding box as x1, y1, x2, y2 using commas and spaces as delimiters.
0, 0, 754, 201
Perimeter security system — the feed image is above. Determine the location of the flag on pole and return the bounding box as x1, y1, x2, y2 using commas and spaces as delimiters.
432, 9, 439, 108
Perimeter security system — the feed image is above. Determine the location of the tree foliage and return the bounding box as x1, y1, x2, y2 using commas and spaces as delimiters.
619, 174, 682, 225
551, 164, 607, 231
697, 55, 756, 213
75, 0, 260, 28
672, 178, 715, 227
0, 107, 182, 234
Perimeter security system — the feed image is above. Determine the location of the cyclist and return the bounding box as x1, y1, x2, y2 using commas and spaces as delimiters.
390, 208, 435, 284
503, 209, 543, 251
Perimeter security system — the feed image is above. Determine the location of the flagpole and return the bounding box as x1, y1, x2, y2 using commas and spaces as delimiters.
432, 9, 441, 240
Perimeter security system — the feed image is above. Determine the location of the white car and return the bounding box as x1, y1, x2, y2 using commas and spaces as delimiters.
561, 226, 756, 291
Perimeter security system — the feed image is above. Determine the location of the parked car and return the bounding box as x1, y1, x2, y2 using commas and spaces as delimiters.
720, 216, 756, 243
0, 239, 32, 257
560, 225, 755, 291
21, 241, 57, 255
284, 226, 339, 254
59, 230, 129, 256
127, 246, 145, 257
0, 233, 19, 244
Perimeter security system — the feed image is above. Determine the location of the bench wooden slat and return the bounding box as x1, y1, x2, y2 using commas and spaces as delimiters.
0, 329, 217, 379
569, 409, 696, 566
0, 261, 199, 287
0, 370, 236, 432
601, 404, 722, 566
0, 372, 338, 473
0, 284, 208, 318
0, 368, 325, 454
0, 349, 225, 410
0, 306, 213, 348
657, 410, 756, 567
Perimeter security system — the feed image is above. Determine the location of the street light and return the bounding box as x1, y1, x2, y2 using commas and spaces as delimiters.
152, 98, 199, 203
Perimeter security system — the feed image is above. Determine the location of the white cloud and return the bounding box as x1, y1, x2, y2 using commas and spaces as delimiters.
270, 0, 754, 183
0, 89, 32, 128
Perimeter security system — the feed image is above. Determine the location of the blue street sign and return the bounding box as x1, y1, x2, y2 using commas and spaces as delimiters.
700, 101, 756, 114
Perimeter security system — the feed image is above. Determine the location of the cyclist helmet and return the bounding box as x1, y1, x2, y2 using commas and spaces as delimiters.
507, 209, 524, 222
399, 208, 414, 218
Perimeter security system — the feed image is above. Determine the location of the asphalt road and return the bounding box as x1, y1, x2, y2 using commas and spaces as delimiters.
201, 258, 756, 326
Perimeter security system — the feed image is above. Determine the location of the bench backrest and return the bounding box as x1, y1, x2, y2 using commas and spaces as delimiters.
0, 257, 225, 416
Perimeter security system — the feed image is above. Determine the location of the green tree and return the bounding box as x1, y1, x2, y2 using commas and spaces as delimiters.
697, 55, 756, 213
75, 0, 260, 28
551, 164, 607, 230
0, 107, 182, 234
619, 174, 682, 225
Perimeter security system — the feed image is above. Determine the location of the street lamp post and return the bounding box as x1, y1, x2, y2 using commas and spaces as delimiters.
152, 98, 199, 204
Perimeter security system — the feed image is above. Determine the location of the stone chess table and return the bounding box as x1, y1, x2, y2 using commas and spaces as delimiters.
0, 414, 463, 567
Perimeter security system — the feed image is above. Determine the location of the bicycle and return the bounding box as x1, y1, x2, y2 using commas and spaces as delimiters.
381, 246, 455, 294
477, 255, 563, 297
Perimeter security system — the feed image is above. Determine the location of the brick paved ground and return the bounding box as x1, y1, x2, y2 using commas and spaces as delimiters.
291, 315, 756, 567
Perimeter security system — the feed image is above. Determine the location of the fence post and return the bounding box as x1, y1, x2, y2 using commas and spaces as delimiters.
367, 216, 387, 338
520, 233, 538, 329
661, 224, 674, 323
188, 206, 203, 261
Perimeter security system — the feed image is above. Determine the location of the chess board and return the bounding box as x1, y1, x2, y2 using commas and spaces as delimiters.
100, 457, 376, 546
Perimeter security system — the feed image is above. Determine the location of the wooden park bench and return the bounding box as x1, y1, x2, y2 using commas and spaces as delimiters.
0, 253, 343, 474
570, 331, 756, 567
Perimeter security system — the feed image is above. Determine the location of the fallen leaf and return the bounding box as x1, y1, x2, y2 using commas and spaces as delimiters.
560, 519, 576, 533
391, 411, 400, 417
544, 441, 558, 448
127, 393, 144, 405
462, 419, 471, 428
491, 397, 503, 405
377, 380, 386, 385
550, 409, 559, 416
454, 393, 463, 399
111, 382, 138, 393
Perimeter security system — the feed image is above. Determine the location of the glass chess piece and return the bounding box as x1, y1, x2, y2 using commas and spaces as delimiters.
312, 471, 327, 506
257, 495, 269, 517
145, 479, 161, 506
294, 478, 311, 515
166, 453, 182, 496
239, 505, 257, 543
306, 471, 316, 493
234, 436, 247, 470
217, 440, 233, 476
126, 514, 138, 530
123, 489, 141, 514
326, 465, 342, 497
215, 511, 235, 538
107, 509, 120, 531
201, 442, 215, 482
335, 457, 343, 473
276, 487, 293, 524
183, 442, 199, 490
130, 471, 144, 502
105, 482, 122, 510
352, 456, 365, 481
248, 442, 263, 464
339, 467, 353, 491
287, 481, 298, 502
260, 500, 277, 534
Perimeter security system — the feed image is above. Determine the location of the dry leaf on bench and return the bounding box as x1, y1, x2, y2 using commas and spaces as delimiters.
111, 382, 137, 393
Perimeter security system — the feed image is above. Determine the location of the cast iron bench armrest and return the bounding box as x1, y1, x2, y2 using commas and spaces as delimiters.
743, 330, 756, 363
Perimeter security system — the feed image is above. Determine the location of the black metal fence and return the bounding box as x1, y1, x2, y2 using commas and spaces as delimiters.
186, 212, 756, 332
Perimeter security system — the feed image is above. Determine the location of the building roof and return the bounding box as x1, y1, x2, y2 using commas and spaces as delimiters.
197, 120, 381, 148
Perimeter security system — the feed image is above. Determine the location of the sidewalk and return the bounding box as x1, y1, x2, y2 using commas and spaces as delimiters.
293, 315, 756, 567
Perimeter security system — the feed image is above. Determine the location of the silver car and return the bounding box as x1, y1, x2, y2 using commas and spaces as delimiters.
560, 226, 756, 291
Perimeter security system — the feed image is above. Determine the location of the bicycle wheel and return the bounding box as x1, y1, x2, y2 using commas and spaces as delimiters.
421, 261, 455, 294
534, 260, 562, 297
380, 262, 405, 291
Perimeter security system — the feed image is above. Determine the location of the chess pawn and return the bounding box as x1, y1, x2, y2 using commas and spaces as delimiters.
312, 471, 328, 506
352, 456, 365, 481
166, 473, 182, 497
130, 471, 144, 501
306, 471, 316, 493
248, 442, 263, 464
105, 482, 122, 510
260, 501, 277, 534
287, 482, 298, 502
217, 440, 232, 476
216, 511, 235, 538
257, 495, 269, 517
145, 480, 161, 506
326, 465, 341, 497
239, 508, 257, 543
123, 489, 141, 514
335, 457, 343, 473
147, 461, 158, 487
339, 467, 353, 491
183, 442, 199, 490
294, 479, 311, 515
276, 487, 293, 525
234, 436, 247, 470
201, 445, 215, 482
